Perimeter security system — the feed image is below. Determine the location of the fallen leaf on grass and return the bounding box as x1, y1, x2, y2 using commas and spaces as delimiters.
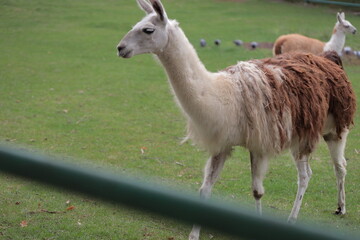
140, 146, 147, 154
66, 205, 75, 211
20, 220, 28, 227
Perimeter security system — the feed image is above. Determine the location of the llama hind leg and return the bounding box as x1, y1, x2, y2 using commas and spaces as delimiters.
288, 153, 312, 223
250, 152, 269, 215
324, 130, 348, 215
189, 151, 229, 240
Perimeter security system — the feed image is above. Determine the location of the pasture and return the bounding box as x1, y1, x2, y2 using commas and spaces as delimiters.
0, 0, 359, 239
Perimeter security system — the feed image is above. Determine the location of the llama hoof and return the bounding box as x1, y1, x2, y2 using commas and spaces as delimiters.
189, 233, 199, 240
287, 217, 297, 224
189, 226, 200, 240
334, 207, 346, 215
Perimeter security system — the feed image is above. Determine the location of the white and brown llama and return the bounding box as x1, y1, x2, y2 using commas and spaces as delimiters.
116, 1, 356, 239
273, 12, 357, 56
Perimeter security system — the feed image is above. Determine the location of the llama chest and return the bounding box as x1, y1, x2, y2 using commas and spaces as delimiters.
184, 65, 293, 155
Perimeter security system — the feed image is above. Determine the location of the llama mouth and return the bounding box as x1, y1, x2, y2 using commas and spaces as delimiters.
118, 50, 132, 58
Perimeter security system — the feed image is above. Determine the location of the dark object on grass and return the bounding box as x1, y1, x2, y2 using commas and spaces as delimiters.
251, 41, 258, 49
233, 40, 243, 46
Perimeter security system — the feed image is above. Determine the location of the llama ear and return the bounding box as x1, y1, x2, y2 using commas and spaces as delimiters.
137, 0, 154, 14
149, 0, 167, 22
337, 12, 344, 24
340, 12, 345, 19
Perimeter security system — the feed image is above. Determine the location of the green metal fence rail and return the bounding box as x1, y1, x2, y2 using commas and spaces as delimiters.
305, 0, 360, 7
0, 145, 358, 240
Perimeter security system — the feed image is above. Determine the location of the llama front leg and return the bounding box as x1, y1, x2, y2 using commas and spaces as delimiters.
288, 154, 312, 223
250, 152, 269, 215
324, 130, 348, 215
189, 152, 228, 240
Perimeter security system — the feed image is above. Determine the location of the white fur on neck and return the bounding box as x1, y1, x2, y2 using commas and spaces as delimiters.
155, 20, 236, 154
324, 23, 346, 55
156, 21, 216, 120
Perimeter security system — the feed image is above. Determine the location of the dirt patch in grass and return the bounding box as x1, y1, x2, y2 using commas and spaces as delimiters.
342, 54, 360, 66
242, 42, 274, 50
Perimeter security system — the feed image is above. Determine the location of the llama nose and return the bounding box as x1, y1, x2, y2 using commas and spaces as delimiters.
117, 44, 132, 58
117, 44, 128, 57
117, 45, 125, 53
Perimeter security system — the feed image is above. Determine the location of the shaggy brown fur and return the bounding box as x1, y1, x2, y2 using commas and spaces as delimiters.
320, 51, 356, 135
251, 51, 356, 156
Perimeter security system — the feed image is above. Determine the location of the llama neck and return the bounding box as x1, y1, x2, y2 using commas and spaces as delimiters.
324, 25, 345, 55
156, 23, 213, 115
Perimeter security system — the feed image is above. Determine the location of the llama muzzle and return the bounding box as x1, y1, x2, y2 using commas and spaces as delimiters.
117, 45, 132, 58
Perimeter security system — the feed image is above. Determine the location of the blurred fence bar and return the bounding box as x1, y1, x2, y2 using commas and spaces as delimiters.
0, 145, 357, 240
305, 0, 360, 7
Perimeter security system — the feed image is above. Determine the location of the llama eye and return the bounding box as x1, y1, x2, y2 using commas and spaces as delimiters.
344, 25, 350, 28
142, 28, 155, 34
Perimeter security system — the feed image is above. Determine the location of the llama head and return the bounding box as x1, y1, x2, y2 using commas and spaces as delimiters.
336, 12, 357, 35
117, 0, 169, 58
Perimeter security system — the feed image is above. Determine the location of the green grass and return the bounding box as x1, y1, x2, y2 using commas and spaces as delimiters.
1, 0, 360, 239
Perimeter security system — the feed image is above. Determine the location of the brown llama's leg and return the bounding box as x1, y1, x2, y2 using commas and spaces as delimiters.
324, 130, 349, 215
288, 150, 312, 223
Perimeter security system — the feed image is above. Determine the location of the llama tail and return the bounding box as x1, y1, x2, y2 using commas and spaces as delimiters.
273, 36, 286, 56
321, 51, 343, 69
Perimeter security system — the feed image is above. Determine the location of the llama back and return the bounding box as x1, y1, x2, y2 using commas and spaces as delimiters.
224, 52, 355, 156
273, 34, 325, 55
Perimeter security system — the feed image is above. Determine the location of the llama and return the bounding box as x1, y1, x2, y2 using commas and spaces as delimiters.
116, 1, 356, 239
273, 12, 357, 56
